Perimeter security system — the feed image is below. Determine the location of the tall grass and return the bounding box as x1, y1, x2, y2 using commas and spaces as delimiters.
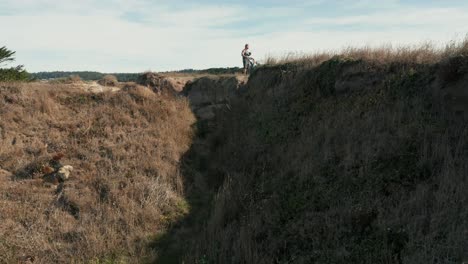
263, 37, 468, 67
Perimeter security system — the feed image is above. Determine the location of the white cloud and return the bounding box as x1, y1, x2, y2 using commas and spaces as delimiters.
306, 7, 468, 27
1, 1, 250, 71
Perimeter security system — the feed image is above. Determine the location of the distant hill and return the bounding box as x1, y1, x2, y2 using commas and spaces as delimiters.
31, 71, 140, 82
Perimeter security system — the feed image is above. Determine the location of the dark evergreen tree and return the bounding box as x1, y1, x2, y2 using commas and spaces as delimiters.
0, 46, 16, 66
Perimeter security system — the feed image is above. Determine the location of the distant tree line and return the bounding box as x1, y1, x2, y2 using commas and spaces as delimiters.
2, 46, 242, 82
31, 71, 141, 82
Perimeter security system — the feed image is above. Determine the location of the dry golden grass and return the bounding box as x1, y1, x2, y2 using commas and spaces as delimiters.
0, 82, 195, 263
263, 37, 468, 67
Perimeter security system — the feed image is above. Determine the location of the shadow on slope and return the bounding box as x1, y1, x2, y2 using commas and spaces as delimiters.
156, 54, 468, 264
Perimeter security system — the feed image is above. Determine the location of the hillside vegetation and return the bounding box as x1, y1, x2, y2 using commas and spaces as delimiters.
174, 41, 468, 264
0, 82, 195, 263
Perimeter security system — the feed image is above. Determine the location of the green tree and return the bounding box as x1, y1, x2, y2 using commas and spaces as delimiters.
0, 46, 30, 81
0, 46, 16, 66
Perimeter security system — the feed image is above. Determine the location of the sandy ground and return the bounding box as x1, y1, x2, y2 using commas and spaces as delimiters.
78, 81, 121, 93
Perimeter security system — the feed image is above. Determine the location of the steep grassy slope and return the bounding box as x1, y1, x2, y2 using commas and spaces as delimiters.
0, 82, 195, 263
183, 55, 468, 263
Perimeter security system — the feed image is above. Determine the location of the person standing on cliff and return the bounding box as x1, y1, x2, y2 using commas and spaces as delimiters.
241, 44, 251, 74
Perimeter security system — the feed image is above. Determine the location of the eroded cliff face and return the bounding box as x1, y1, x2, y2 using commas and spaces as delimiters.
182, 75, 246, 120
177, 57, 468, 264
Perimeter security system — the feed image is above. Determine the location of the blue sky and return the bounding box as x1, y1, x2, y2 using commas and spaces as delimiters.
1, 0, 468, 72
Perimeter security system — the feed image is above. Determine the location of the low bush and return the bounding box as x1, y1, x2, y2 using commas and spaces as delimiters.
0, 65, 30, 81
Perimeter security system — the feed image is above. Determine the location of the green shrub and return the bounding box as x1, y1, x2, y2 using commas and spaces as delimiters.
0, 65, 30, 82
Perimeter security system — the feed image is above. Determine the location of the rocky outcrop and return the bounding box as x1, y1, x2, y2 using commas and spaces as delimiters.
43, 165, 74, 185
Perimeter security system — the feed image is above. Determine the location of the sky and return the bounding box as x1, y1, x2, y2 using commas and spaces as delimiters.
1, 0, 468, 72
